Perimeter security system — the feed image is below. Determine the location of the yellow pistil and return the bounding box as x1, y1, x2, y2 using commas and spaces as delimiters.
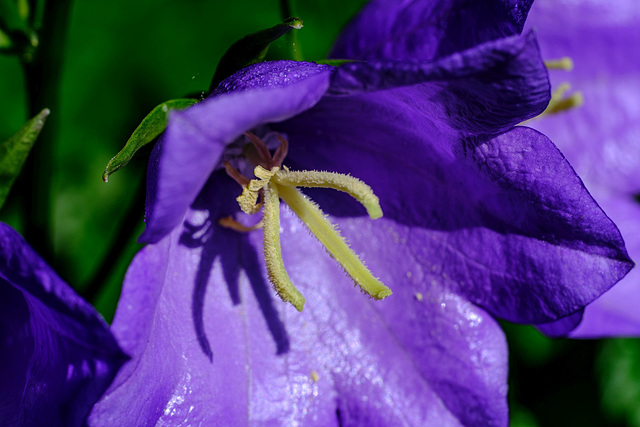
262, 180, 306, 311
221, 133, 391, 311
276, 183, 391, 300
274, 168, 382, 219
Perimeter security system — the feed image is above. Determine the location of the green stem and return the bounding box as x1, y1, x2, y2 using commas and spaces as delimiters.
278, 0, 303, 61
278, 0, 293, 19
20, 0, 74, 263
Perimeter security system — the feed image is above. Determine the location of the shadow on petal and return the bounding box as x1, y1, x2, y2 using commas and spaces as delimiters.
179, 170, 290, 360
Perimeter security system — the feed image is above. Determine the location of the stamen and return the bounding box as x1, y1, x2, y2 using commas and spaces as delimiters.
218, 216, 262, 232
245, 132, 273, 165
545, 83, 584, 114
544, 57, 574, 71
262, 182, 306, 311
271, 134, 289, 167
236, 166, 278, 215
237, 187, 263, 215
274, 169, 382, 219
276, 182, 392, 300
224, 161, 251, 187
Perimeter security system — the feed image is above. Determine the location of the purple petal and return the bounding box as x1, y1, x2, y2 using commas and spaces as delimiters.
141, 61, 333, 243
92, 171, 508, 426
331, 0, 533, 60
537, 197, 640, 338
279, 96, 632, 323
525, 0, 640, 336
330, 32, 549, 133
526, 0, 640, 195
535, 311, 584, 337
567, 196, 640, 337
0, 223, 125, 426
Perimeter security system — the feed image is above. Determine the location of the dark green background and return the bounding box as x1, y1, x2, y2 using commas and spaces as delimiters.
0, 1, 638, 425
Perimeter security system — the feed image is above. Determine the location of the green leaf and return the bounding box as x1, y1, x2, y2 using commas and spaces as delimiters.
209, 16, 303, 91
102, 98, 198, 182
0, 108, 49, 210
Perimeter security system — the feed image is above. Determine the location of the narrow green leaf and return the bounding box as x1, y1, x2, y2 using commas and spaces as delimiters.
209, 17, 304, 92
102, 98, 198, 182
0, 108, 49, 210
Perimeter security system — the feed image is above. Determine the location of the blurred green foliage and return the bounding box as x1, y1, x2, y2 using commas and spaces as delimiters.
0, 0, 638, 425
599, 339, 640, 426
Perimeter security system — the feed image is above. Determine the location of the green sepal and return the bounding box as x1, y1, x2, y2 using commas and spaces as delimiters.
209, 17, 303, 92
0, 108, 49, 210
102, 98, 198, 182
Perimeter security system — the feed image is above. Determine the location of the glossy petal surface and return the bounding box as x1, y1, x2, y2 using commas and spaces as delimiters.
526, 0, 640, 337
0, 223, 125, 426
91, 172, 507, 426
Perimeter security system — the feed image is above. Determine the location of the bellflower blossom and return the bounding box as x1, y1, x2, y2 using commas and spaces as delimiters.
526, 0, 640, 337
0, 223, 125, 426
90, 0, 632, 425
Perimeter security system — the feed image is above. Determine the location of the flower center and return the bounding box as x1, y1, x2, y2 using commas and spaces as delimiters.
221, 132, 391, 311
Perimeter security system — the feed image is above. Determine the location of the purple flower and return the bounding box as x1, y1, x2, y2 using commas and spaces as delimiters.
0, 223, 125, 426
526, 0, 640, 337
91, 1, 632, 425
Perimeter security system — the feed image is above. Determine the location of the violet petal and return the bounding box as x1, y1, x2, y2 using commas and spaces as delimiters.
525, 0, 640, 337
278, 105, 632, 323
0, 223, 125, 426
330, 31, 549, 133
331, 0, 533, 60
91, 172, 508, 426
